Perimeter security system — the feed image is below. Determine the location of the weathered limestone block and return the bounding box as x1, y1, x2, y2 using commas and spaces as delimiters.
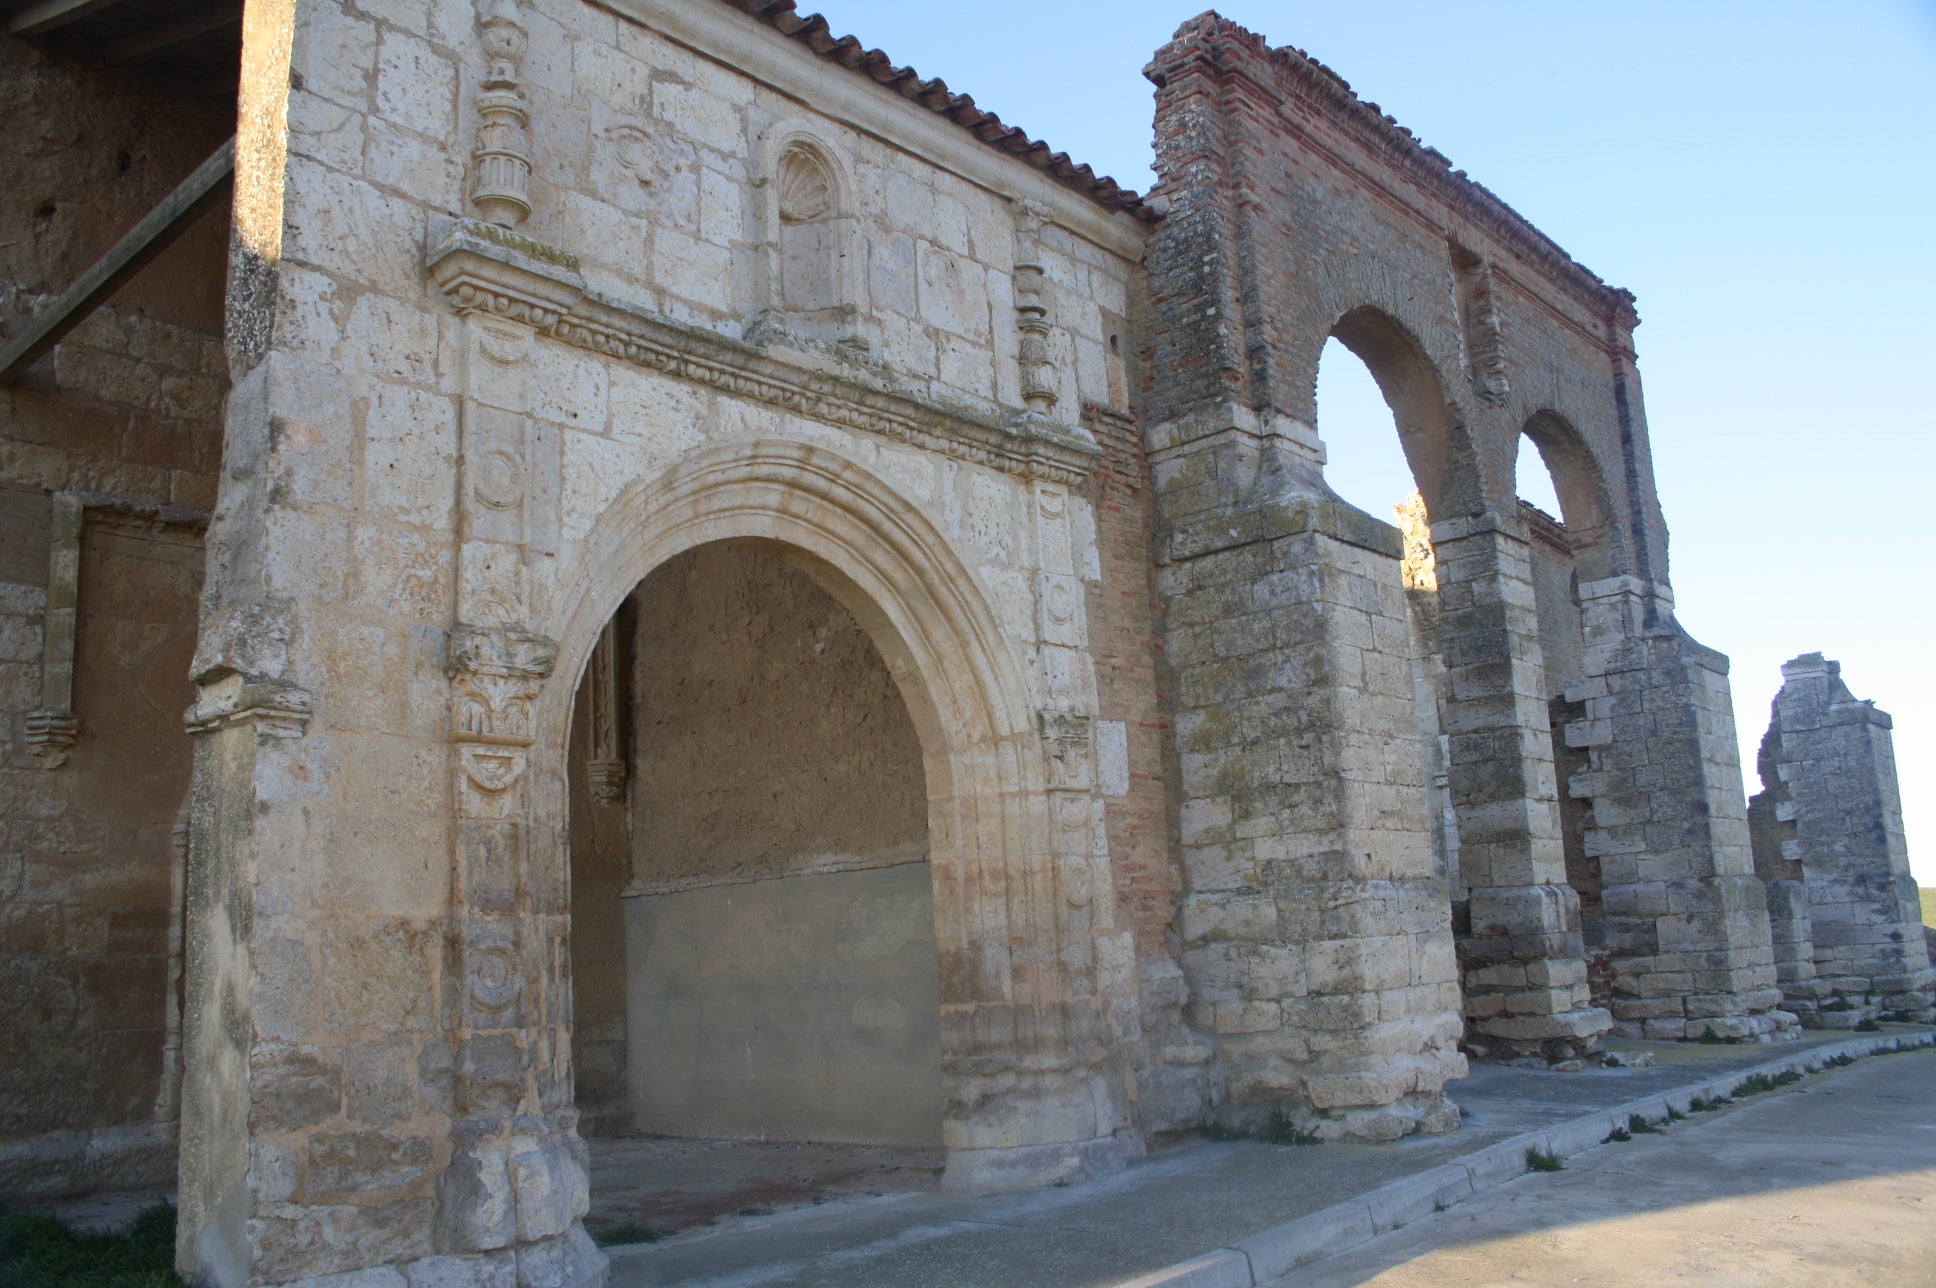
1748, 654, 1935, 1023
1429, 517, 1610, 1060
1565, 578, 1794, 1041
1158, 458, 1465, 1140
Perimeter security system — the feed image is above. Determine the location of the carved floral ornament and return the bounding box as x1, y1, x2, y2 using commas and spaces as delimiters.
1039, 704, 1094, 791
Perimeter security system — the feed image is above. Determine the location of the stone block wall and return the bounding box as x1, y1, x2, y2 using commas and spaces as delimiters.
1563, 593, 1789, 1041
1749, 654, 1934, 1023
1159, 492, 1466, 1139
0, 35, 230, 1201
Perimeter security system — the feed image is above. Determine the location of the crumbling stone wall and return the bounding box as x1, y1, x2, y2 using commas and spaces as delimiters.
1142, 11, 1787, 1075
1749, 655, 1935, 1024
0, 34, 229, 1201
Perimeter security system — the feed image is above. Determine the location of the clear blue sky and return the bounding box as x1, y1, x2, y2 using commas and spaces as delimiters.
806, 0, 1936, 884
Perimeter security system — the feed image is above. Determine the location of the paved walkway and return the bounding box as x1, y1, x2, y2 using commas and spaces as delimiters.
600, 1028, 1933, 1287
1281, 1044, 1936, 1287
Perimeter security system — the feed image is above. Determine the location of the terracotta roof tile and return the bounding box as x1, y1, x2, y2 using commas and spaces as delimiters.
721, 0, 1157, 223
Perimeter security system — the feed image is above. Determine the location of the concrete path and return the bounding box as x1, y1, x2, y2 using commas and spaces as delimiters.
599, 1030, 1933, 1287
1280, 1044, 1936, 1288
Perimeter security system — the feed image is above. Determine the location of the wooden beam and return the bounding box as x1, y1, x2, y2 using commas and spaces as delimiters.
8, 0, 121, 38
103, 3, 243, 65
0, 136, 234, 388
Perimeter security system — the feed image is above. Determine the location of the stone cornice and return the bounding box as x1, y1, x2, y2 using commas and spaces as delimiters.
426, 219, 1100, 486
184, 674, 313, 739
1149, 16, 1639, 332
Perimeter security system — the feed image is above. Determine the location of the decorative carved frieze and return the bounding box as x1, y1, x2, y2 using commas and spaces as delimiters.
425, 219, 1100, 487
470, 0, 533, 228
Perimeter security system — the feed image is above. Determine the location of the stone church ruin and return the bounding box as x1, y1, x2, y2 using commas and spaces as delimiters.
1, 1, 1928, 1283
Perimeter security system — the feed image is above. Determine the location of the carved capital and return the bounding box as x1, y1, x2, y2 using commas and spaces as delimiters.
184, 675, 313, 739
587, 759, 626, 804
1039, 705, 1094, 791
448, 623, 554, 813
24, 709, 79, 767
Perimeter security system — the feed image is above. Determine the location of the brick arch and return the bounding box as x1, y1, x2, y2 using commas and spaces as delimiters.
1519, 409, 1626, 583
538, 438, 1131, 1191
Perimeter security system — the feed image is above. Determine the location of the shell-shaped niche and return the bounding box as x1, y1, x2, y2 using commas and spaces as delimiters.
777, 146, 835, 224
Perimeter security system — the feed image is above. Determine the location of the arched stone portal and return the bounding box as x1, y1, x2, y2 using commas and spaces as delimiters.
540, 441, 1135, 1195
567, 541, 943, 1152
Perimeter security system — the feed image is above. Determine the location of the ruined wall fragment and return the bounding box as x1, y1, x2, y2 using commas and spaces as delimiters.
1749, 654, 1934, 1023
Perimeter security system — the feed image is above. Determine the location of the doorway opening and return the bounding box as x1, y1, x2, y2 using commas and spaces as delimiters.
566, 541, 945, 1239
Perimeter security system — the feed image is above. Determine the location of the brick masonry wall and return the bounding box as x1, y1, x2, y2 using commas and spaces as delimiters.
1083, 407, 1177, 961
0, 36, 229, 1198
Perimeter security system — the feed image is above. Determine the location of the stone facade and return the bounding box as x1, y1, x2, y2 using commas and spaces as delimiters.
0, 3, 1920, 1285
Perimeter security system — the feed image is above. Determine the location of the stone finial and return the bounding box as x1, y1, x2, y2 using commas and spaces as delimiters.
470, 0, 532, 228
1013, 200, 1059, 419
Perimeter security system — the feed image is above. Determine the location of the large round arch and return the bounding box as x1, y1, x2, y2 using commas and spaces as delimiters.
536, 438, 1131, 1191
1518, 409, 1626, 584
1320, 304, 1482, 520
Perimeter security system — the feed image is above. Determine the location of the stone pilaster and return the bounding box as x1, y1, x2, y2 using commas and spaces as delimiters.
1750, 654, 1934, 1022
428, 216, 603, 1281
1429, 516, 1610, 1060
1564, 578, 1792, 1040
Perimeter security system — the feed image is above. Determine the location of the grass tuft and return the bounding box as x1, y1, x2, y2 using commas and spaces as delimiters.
1525, 1146, 1564, 1173
1259, 1107, 1319, 1147
0, 1200, 182, 1287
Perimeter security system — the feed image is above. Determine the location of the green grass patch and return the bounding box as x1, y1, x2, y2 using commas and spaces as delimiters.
0, 1201, 182, 1287
1732, 1069, 1803, 1099
1259, 1107, 1319, 1147
1688, 1092, 1730, 1112
590, 1220, 668, 1247
1600, 1125, 1631, 1143
1525, 1146, 1565, 1172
